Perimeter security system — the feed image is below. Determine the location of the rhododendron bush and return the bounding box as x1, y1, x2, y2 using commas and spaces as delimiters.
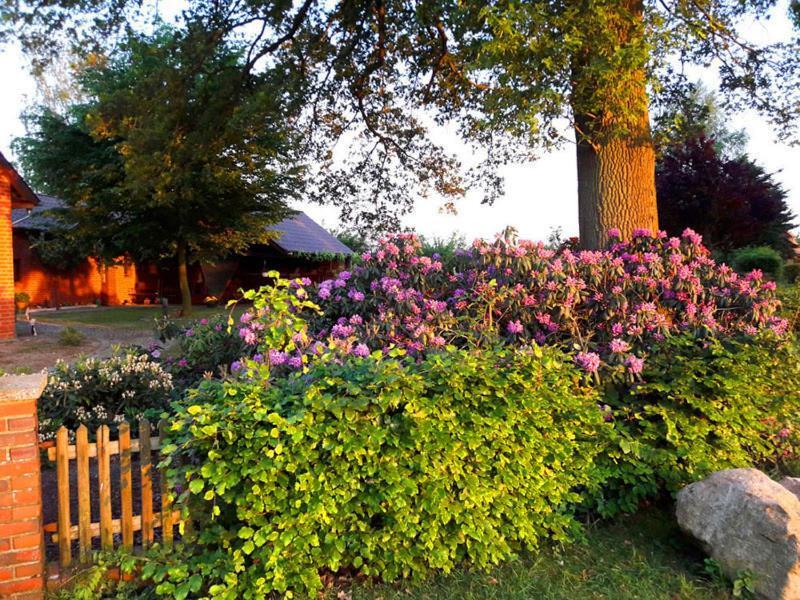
234, 228, 786, 376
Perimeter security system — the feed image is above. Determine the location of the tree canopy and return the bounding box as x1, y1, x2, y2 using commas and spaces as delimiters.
3, 0, 799, 244
13, 27, 302, 312
656, 135, 794, 254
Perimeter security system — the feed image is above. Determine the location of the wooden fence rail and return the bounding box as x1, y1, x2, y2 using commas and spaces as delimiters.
43, 418, 182, 571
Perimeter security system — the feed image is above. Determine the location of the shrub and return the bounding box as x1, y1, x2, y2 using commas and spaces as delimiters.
153, 315, 182, 343
785, 261, 800, 284
163, 314, 247, 381
39, 349, 174, 440
730, 246, 783, 278
162, 345, 607, 597
58, 326, 85, 346
594, 334, 800, 515
235, 229, 786, 377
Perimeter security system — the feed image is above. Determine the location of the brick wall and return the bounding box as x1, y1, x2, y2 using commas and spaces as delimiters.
13, 232, 137, 307
0, 174, 15, 340
0, 374, 47, 599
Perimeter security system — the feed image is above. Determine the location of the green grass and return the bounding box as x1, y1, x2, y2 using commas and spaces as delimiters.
336, 507, 729, 600
34, 305, 239, 331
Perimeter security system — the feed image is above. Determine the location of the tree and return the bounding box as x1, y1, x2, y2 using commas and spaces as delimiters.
3, 1, 799, 248
655, 135, 794, 254
13, 28, 302, 314
653, 82, 748, 160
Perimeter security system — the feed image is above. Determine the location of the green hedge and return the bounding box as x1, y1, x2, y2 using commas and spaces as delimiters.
162, 346, 607, 598
731, 246, 784, 278
595, 335, 800, 515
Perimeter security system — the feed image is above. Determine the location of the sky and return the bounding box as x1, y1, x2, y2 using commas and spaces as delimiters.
1, 5, 799, 244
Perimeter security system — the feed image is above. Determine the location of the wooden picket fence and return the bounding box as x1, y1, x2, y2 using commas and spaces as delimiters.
43, 419, 183, 573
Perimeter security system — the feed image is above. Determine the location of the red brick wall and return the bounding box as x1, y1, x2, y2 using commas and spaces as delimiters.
0, 174, 14, 340
13, 232, 137, 307
0, 374, 47, 599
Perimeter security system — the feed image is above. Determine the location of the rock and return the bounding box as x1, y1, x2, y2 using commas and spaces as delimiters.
676, 468, 800, 600
781, 477, 800, 501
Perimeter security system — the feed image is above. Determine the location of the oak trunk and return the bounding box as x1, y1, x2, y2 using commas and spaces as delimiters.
574, 132, 659, 249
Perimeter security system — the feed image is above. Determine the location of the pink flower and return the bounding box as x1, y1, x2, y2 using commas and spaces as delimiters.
574, 352, 601, 373
506, 320, 524, 335
625, 355, 644, 374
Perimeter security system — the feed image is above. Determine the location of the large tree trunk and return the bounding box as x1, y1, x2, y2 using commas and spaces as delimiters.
176, 242, 193, 317
571, 0, 659, 249
575, 129, 658, 249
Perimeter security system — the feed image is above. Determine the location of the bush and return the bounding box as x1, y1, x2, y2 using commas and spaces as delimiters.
731, 246, 783, 278
594, 334, 800, 515
58, 326, 85, 346
164, 314, 246, 381
39, 349, 174, 440
234, 229, 786, 378
14, 292, 30, 306
162, 345, 607, 598
785, 261, 800, 284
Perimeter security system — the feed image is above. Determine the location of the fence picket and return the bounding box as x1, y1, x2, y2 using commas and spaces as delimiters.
56, 427, 72, 568
139, 419, 154, 549
119, 421, 133, 550
159, 419, 173, 545
76, 425, 91, 563
97, 425, 113, 551
45, 421, 187, 580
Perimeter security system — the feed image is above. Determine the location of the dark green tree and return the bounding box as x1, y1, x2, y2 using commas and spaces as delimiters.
13, 28, 302, 314
3, 1, 800, 248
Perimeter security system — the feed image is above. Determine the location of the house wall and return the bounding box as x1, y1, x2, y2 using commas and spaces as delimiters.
12, 232, 136, 307
0, 174, 14, 339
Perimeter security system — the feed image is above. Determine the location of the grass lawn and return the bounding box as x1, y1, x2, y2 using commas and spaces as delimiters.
338, 506, 728, 600
33, 305, 240, 331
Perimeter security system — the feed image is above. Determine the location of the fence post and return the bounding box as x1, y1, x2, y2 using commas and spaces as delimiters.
0, 373, 47, 600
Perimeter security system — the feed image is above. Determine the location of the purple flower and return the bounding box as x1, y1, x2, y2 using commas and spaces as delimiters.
348, 289, 365, 302
352, 343, 370, 358
185, 328, 194, 337
608, 228, 621, 239
269, 350, 287, 366
150, 349, 161, 359
506, 320, 524, 335
288, 355, 303, 368
231, 361, 242, 372
240, 312, 253, 324
574, 352, 601, 373
178, 359, 189, 368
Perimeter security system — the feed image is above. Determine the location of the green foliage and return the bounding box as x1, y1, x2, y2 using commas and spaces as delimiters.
161, 345, 606, 597
153, 315, 182, 343
57, 326, 85, 346
13, 26, 300, 310
785, 262, 800, 284
39, 349, 174, 440
7, 1, 799, 234
166, 314, 246, 382
594, 335, 800, 515
731, 246, 784, 278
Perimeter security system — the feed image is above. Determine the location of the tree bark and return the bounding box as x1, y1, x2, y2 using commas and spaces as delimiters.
574, 128, 658, 249
176, 242, 193, 317
571, 0, 659, 249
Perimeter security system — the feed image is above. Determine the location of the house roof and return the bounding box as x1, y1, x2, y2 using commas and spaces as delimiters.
0, 152, 39, 209
11, 194, 63, 230
269, 211, 353, 256
13, 195, 353, 257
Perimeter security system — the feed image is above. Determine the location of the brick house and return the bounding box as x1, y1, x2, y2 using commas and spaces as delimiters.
12, 194, 137, 308
12, 193, 352, 307
0, 152, 39, 340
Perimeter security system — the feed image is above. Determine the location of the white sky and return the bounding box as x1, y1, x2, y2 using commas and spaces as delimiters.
1, 6, 798, 243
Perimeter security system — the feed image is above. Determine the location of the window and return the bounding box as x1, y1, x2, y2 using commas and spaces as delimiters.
13, 258, 20, 282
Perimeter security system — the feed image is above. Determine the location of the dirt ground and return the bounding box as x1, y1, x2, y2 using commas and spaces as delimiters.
0, 320, 156, 373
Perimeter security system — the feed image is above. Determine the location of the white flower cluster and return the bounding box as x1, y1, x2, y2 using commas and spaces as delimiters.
48, 353, 173, 395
